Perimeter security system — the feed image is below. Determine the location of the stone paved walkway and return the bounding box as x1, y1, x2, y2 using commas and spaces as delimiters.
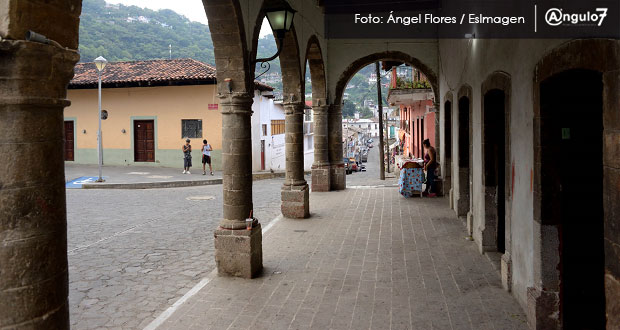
158, 187, 528, 330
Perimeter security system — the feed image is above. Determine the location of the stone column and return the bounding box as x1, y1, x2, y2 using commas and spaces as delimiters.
0, 40, 79, 329
281, 101, 309, 218
328, 104, 346, 190
311, 104, 330, 192
214, 92, 262, 278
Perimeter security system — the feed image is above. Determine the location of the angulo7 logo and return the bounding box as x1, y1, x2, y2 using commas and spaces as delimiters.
545, 8, 608, 26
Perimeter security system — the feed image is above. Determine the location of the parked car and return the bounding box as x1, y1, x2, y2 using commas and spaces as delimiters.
361, 151, 368, 162
349, 157, 359, 172
367, 138, 374, 144
361, 163, 367, 171
343, 157, 352, 174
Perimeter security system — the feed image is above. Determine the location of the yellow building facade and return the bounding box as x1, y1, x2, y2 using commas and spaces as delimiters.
64, 84, 223, 169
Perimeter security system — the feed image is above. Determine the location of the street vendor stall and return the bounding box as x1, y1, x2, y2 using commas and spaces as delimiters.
396, 155, 425, 197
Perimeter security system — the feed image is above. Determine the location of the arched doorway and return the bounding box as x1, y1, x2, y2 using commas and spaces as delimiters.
456, 86, 472, 220
480, 72, 512, 265
530, 39, 620, 330
541, 69, 605, 328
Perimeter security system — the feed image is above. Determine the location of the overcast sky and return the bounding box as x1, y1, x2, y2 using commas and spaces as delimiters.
105, 0, 271, 36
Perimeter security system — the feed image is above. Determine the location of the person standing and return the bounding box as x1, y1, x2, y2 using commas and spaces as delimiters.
182, 139, 192, 174
423, 139, 437, 197
202, 139, 213, 175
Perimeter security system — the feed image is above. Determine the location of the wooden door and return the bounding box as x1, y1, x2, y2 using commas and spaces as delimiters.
260, 140, 265, 171
64, 121, 74, 161
134, 120, 155, 162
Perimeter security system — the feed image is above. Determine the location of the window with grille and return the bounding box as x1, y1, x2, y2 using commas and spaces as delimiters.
262, 124, 267, 136
271, 120, 285, 135
182, 119, 202, 138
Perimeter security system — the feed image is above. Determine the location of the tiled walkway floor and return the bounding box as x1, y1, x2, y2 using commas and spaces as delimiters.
159, 187, 528, 330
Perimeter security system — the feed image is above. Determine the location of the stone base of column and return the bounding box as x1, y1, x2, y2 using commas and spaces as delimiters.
311, 164, 331, 192
214, 223, 263, 279
330, 164, 346, 191
281, 184, 310, 218
501, 253, 512, 292
466, 211, 474, 236
526, 286, 561, 330
606, 272, 620, 328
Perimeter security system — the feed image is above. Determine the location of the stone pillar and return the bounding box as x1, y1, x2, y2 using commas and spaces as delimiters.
214, 93, 262, 279
0, 40, 79, 329
281, 101, 309, 218
328, 104, 346, 190
311, 104, 330, 192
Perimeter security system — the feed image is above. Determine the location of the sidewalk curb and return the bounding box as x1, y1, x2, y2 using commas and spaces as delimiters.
81, 171, 310, 189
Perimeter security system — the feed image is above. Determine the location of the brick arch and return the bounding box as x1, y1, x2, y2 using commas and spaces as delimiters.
529, 39, 620, 330
333, 51, 438, 106
304, 35, 327, 103
204, 0, 252, 94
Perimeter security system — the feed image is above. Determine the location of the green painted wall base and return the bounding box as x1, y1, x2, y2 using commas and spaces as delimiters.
70, 148, 222, 170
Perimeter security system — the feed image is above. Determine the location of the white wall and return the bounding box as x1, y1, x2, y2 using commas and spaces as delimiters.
438, 38, 567, 309
252, 95, 315, 172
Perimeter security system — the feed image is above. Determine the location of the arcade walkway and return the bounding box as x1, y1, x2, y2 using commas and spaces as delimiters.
158, 188, 528, 330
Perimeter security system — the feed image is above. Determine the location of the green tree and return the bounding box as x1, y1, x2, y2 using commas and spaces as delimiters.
342, 100, 357, 118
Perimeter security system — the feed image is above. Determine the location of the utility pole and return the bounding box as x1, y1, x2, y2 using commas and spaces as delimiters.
169, 44, 172, 60
376, 62, 385, 180
386, 112, 390, 173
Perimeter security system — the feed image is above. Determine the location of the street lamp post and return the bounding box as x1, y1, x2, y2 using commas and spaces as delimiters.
94, 56, 107, 182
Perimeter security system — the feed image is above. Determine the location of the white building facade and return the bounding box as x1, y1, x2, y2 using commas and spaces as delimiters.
251, 90, 314, 172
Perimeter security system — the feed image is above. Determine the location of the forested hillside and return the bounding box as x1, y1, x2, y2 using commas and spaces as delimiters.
78, 0, 280, 72
78, 0, 389, 118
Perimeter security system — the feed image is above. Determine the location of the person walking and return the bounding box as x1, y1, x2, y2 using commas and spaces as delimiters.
182, 139, 192, 174
202, 139, 213, 175
423, 139, 437, 197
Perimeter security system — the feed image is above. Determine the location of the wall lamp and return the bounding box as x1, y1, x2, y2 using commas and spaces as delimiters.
253, 5, 296, 80
25, 30, 64, 48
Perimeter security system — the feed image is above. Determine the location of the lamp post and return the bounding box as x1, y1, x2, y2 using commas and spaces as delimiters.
94, 56, 107, 182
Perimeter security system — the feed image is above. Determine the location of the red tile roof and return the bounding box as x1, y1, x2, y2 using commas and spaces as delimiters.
69, 58, 273, 91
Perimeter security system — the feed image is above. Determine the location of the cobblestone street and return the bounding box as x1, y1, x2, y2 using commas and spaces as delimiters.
66, 179, 285, 329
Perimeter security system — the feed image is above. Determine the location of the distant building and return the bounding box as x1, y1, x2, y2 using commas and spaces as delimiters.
386, 64, 435, 158
250, 97, 314, 172
65, 59, 273, 170
343, 118, 380, 138
368, 73, 377, 85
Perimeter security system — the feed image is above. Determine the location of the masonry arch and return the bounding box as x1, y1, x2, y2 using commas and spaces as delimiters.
456, 85, 472, 220
304, 35, 332, 192
530, 39, 620, 330
333, 51, 438, 106
304, 35, 327, 103
204, 0, 252, 94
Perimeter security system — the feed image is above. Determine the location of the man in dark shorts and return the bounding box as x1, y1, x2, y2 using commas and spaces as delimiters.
202, 139, 213, 175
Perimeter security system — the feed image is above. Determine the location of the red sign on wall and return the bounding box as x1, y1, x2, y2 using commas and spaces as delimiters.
208, 104, 219, 110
